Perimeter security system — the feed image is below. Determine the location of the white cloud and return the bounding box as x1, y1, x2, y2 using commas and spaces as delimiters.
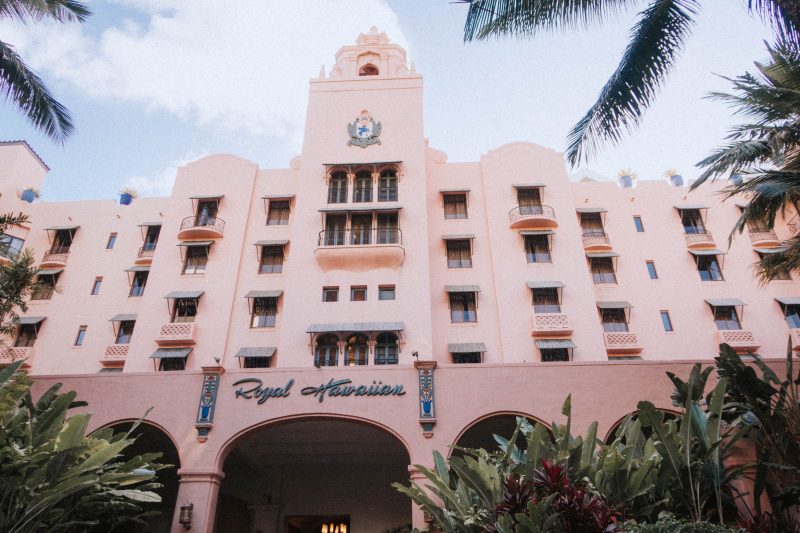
2, 1, 408, 137
123, 151, 204, 196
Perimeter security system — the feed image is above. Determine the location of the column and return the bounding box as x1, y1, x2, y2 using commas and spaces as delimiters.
171, 469, 225, 533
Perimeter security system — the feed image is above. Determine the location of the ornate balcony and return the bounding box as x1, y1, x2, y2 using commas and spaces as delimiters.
684, 230, 715, 249
177, 216, 225, 240
135, 245, 156, 265
509, 204, 557, 229
581, 231, 612, 251
717, 330, 760, 353
41, 248, 69, 268
102, 344, 129, 366
156, 322, 197, 346
791, 329, 800, 351
531, 312, 572, 336
0, 346, 33, 367
748, 229, 780, 247
315, 228, 404, 271
604, 332, 643, 355
788, 215, 800, 236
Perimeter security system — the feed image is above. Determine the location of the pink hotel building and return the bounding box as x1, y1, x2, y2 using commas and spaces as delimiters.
1, 29, 799, 532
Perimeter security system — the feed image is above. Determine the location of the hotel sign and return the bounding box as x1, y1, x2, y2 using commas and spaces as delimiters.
232, 377, 406, 404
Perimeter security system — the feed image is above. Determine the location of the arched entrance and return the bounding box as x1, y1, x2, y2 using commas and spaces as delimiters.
215, 417, 411, 533
100, 421, 181, 533
452, 412, 544, 458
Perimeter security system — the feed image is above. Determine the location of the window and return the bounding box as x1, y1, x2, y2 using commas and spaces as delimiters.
443, 194, 467, 219
590, 257, 617, 284
541, 348, 570, 362
446, 239, 472, 268
106, 233, 117, 249
452, 352, 482, 364
15, 324, 37, 347
251, 297, 277, 328
633, 216, 645, 232
182, 246, 208, 274
51, 229, 73, 253
353, 171, 372, 202
195, 200, 219, 226
31, 272, 59, 300
517, 188, 543, 215
351, 214, 372, 245
580, 213, 604, 235
681, 209, 706, 233
244, 356, 270, 369
785, 305, 800, 328
143, 225, 160, 251
359, 63, 379, 76
376, 213, 399, 244
322, 287, 339, 302
90, 277, 103, 295
350, 286, 367, 301
115, 320, 135, 344
328, 172, 348, 204
378, 169, 398, 201
129, 271, 148, 297
266, 200, 290, 225
660, 311, 674, 332
259, 245, 284, 273
378, 285, 396, 300
449, 292, 477, 323
74, 326, 87, 346
0, 234, 24, 259
646, 261, 658, 279
323, 215, 346, 246
532, 288, 560, 313
172, 298, 198, 323
375, 333, 398, 364
714, 306, 742, 330
159, 357, 186, 371
524, 235, 551, 263
697, 255, 723, 281
315, 334, 339, 366
601, 308, 628, 332
344, 334, 368, 366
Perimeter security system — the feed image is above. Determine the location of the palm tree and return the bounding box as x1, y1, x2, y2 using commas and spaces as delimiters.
462, 1, 800, 166
692, 43, 800, 281
1, 0, 91, 143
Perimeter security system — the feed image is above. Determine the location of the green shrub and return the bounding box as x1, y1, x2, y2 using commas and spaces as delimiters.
623, 514, 739, 532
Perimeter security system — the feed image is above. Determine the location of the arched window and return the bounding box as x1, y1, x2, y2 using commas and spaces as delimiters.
315, 334, 339, 367
375, 333, 398, 365
378, 169, 398, 202
359, 63, 379, 76
328, 172, 348, 204
353, 170, 372, 203
344, 334, 369, 366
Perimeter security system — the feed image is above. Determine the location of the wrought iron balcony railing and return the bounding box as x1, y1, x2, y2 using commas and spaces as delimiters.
317, 228, 403, 247
179, 216, 225, 234
508, 204, 556, 223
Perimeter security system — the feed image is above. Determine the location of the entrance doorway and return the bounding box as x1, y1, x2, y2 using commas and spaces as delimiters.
215, 418, 411, 533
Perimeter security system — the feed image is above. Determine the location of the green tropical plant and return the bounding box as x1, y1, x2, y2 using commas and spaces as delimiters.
623, 513, 738, 532
0, 360, 167, 533
1, 0, 91, 143
0, 212, 39, 338
693, 43, 800, 281
462, 1, 800, 165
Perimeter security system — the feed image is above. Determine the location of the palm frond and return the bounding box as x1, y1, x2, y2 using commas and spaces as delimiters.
754, 234, 800, 282
0, 212, 29, 233
747, 0, 800, 47
0, 40, 73, 143
565, 0, 700, 166
463, 0, 631, 42
0, 0, 91, 23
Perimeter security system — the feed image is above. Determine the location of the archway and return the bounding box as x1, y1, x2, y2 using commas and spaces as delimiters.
100, 421, 181, 533
215, 417, 411, 533
452, 412, 545, 458
603, 409, 680, 444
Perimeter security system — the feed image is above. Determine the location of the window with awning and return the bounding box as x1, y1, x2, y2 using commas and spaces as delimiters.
150, 347, 192, 371
164, 291, 203, 323
235, 347, 276, 368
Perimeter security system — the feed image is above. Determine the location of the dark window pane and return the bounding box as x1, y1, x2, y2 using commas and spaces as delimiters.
591, 257, 617, 284
378, 286, 395, 300
633, 216, 645, 232
446, 239, 472, 268
106, 233, 117, 249
74, 326, 87, 346
786, 305, 800, 328
525, 235, 551, 263
159, 357, 186, 371
91, 277, 102, 295
130, 271, 148, 297
697, 255, 723, 281
172, 298, 198, 322
15, 324, 37, 347
315, 334, 339, 366
259, 246, 284, 273
601, 308, 628, 332
251, 297, 277, 328
182, 246, 208, 274
375, 333, 398, 364
244, 356, 271, 368
350, 286, 367, 301
116, 320, 135, 344
328, 172, 348, 204
646, 261, 658, 279
322, 287, 339, 302
682, 209, 706, 233
714, 306, 741, 330
541, 348, 569, 362
532, 288, 560, 313
452, 352, 482, 364
443, 194, 467, 219
267, 200, 290, 225
449, 292, 477, 322
378, 170, 398, 202
660, 311, 673, 332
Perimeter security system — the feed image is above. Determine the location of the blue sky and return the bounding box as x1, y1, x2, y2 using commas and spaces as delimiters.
0, 1, 778, 200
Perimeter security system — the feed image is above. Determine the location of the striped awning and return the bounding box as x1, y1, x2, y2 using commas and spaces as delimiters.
754, 247, 783, 254
688, 249, 725, 256
36, 268, 63, 276
235, 347, 277, 358
535, 339, 577, 349
526, 281, 564, 289
318, 204, 403, 212
519, 230, 555, 236
44, 225, 79, 231
137, 221, 162, 227
444, 285, 480, 293
189, 194, 223, 200
244, 290, 283, 298
123, 265, 150, 272
442, 234, 475, 240
576, 207, 607, 213
17, 316, 45, 325
254, 239, 289, 246
447, 342, 487, 353
706, 298, 746, 307
306, 322, 404, 333
776, 296, 800, 306
586, 252, 620, 258
673, 204, 709, 210
596, 301, 633, 309
262, 194, 295, 199
150, 348, 192, 359
177, 240, 214, 247
439, 188, 470, 193
109, 314, 137, 322
513, 183, 546, 188
164, 291, 204, 299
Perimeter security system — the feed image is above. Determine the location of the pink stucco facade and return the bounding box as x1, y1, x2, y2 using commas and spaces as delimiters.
1, 29, 798, 532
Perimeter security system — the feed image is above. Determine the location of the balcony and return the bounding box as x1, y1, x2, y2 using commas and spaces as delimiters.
748, 229, 780, 247
41, 248, 69, 268
532, 312, 572, 336
156, 322, 197, 346
788, 215, 800, 236
684, 230, 715, 249
509, 204, 557, 229
791, 329, 800, 351
717, 330, 760, 353
315, 228, 404, 271
604, 332, 643, 355
135, 245, 156, 265
581, 231, 612, 251
0, 346, 33, 367
102, 344, 129, 366
177, 216, 225, 240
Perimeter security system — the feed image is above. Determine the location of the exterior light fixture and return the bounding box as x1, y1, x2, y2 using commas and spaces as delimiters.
179, 502, 193, 530
320, 524, 347, 533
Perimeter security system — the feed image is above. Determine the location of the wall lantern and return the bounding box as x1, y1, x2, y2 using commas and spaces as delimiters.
320, 523, 347, 533
179, 502, 193, 530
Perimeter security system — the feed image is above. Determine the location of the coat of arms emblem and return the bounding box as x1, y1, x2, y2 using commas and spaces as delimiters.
347, 111, 382, 148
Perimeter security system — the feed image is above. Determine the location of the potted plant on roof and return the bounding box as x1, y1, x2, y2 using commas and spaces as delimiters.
665, 168, 684, 186
618, 169, 637, 188
119, 187, 138, 205
20, 187, 40, 203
